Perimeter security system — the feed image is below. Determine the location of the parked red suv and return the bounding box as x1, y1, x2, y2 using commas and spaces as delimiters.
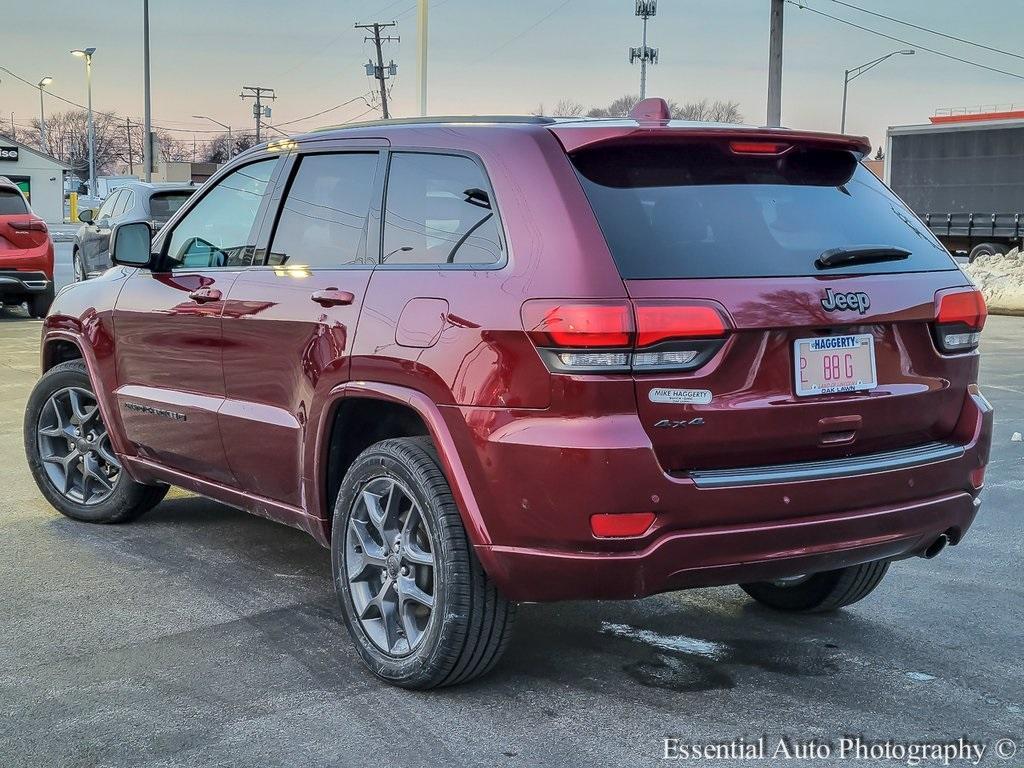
0, 176, 54, 317
23, 100, 992, 688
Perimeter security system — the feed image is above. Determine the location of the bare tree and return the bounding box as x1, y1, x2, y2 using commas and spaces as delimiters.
202, 131, 258, 164
552, 99, 585, 118
586, 94, 641, 118
578, 94, 743, 123
670, 98, 743, 123
34, 109, 130, 179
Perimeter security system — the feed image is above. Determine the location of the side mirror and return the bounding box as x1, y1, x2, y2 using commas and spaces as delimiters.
78, 208, 94, 224
110, 221, 155, 268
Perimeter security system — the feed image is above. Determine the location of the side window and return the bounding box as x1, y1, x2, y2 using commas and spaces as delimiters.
382, 153, 503, 265
112, 190, 133, 217
165, 159, 277, 269
97, 190, 121, 220
268, 152, 378, 267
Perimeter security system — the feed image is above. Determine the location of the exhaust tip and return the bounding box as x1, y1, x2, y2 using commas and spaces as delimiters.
921, 534, 949, 560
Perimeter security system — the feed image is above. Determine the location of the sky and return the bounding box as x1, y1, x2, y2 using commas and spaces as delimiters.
2, 0, 1023, 154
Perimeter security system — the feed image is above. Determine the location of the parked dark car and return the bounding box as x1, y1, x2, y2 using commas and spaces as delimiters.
73, 182, 195, 280
23, 100, 992, 689
0, 175, 54, 317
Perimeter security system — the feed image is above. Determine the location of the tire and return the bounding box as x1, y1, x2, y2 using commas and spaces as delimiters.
740, 560, 890, 613
968, 242, 1009, 263
332, 436, 516, 689
28, 284, 54, 319
23, 359, 168, 523
73, 250, 87, 282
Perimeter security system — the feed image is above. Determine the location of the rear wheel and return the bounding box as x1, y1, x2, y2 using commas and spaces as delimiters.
968, 242, 1010, 263
24, 359, 168, 523
740, 560, 890, 613
28, 285, 54, 318
332, 436, 516, 688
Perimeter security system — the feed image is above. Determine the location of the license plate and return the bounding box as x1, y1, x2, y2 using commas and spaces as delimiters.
794, 334, 877, 397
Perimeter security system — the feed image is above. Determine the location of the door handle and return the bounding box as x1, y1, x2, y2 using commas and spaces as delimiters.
310, 288, 355, 307
188, 287, 222, 304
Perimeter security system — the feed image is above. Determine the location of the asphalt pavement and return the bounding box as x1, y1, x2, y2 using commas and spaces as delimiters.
0, 247, 1020, 767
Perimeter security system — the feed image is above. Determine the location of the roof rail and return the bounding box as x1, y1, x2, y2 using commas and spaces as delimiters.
313, 115, 556, 132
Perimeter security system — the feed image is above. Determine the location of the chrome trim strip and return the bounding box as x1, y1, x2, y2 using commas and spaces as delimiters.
687, 441, 965, 489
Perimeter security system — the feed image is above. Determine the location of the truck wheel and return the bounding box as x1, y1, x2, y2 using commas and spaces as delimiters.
28, 285, 55, 319
23, 359, 168, 523
739, 560, 889, 613
968, 242, 1009, 263
332, 436, 516, 689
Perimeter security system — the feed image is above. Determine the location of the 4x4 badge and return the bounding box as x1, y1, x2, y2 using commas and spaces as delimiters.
821, 288, 870, 314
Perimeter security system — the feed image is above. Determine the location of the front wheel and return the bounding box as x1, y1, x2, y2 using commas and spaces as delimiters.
740, 560, 890, 613
23, 359, 168, 523
73, 250, 87, 282
332, 436, 516, 689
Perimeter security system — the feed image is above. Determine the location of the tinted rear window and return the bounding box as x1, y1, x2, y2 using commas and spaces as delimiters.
149, 191, 194, 223
0, 189, 28, 215
571, 143, 955, 279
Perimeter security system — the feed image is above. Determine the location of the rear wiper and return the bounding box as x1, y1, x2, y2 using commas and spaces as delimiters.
816, 246, 911, 269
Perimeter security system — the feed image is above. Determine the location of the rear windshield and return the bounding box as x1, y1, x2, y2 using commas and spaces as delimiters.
571, 143, 956, 279
0, 189, 28, 215
149, 191, 194, 223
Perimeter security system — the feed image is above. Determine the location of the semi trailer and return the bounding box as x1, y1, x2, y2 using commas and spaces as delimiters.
886, 113, 1024, 261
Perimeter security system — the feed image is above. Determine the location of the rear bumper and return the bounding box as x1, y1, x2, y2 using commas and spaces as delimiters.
0, 270, 51, 296
481, 492, 979, 601
461, 387, 992, 602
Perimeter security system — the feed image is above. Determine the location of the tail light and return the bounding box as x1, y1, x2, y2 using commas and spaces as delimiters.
934, 288, 987, 353
8, 218, 48, 233
729, 140, 790, 155
522, 299, 729, 373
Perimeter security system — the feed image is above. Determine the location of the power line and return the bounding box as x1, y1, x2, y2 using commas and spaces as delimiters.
470, 0, 574, 65
826, 0, 1024, 62
273, 94, 375, 127
787, 2, 1024, 81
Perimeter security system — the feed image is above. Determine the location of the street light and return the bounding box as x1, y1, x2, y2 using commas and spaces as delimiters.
841, 49, 914, 133
70, 47, 97, 196
37, 76, 53, 155
192, 115, 233, 161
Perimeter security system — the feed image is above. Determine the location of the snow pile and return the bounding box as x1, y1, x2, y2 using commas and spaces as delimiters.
963, 248, 1024, 315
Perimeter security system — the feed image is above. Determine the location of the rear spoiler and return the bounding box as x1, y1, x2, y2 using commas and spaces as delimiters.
549, 125, 871, 158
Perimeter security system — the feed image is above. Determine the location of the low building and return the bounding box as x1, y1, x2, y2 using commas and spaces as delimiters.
0, 136, 70, 223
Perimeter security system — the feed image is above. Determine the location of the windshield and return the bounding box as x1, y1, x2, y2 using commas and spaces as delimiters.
149, 191, 195, 224
571, 142, 956, 279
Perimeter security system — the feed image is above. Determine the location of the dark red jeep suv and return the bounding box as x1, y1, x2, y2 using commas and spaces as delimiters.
23, 99, 992, 688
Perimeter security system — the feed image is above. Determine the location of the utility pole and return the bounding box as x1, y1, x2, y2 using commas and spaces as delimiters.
143, 0, 153, 181
240, 86, 276, 144
356, 21, 399, 119
417, 0, 428, 116
126, 118, 134, 175
767, 0, 784, 127
630, 1, 658, 100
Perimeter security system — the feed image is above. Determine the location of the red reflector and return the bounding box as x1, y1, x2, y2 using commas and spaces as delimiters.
635, 304, 727, 347
729, 140, 790, 155
969, 465, 986, 490
524, 301, 633, 348
936, 288, 987, 330
590, 512, 656, 538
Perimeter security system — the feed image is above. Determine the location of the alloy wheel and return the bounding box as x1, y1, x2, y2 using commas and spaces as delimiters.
345, 476, 436, 656
36, 386, 120, 505
73, 254, 85, 282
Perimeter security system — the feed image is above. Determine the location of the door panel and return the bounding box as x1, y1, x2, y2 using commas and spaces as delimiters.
219, 149, 383, 507
220, 269, 373, 506
111, 157, 282, 484
113, 270, 241, 483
